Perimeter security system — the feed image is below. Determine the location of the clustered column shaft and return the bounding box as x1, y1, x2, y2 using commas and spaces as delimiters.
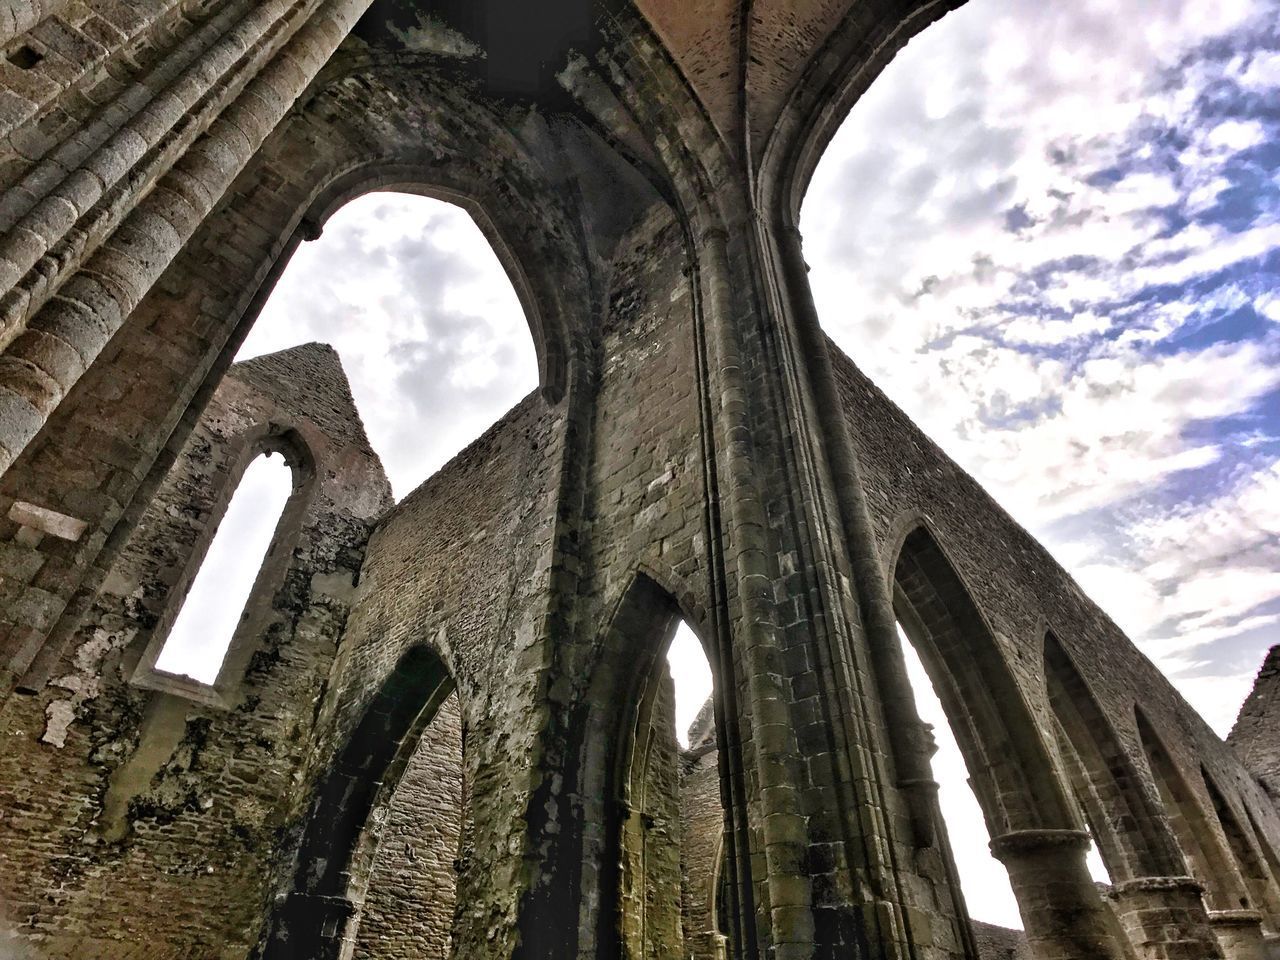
0, 0, 310, 343
0, 0, 375, 472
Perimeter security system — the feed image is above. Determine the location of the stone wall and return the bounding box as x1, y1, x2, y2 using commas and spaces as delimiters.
680, 700, 727, 960
832, 344, 1280, 947
1230, 645, 1280, 801
0, 343, 392, 956
353, 691, 465, 960
282, 388, 565, 958
618, 670, 684, 960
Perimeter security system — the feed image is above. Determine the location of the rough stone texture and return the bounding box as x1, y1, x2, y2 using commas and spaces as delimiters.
0, 342, 391, 956
970, 923, 1032, 960
0, 2, 1278, 959
681, 699, 728, 960
619, 669, 684, 960
353, 691, 465, 960
1230, 645, 1280, 801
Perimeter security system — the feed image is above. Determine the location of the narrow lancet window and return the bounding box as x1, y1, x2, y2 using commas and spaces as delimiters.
154, 452, 294, 684
667, 621, 713, 749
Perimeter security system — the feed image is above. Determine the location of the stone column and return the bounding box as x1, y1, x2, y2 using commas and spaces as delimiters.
696, 220, 818, 959
990, 830, 1128, 960
0, 0, 309, 341
0, 0, 72, 46
0, 0, 376, 472
1108, 876, 1223, 960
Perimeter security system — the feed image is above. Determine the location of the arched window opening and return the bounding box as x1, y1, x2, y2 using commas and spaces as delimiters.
1086, 823, 1113, 884
667, 621, 727, 960
1202, 770, 1280, 927
1136, 709, 1246, 912
238, 191, 538, 501
579, 575, 744, 960
261, 645, 456, 959
1043, 632, 1180, 887
895, 622, 1021, 929
889, 525, 1117, 954
615, 617, 726, 960
153, 451, 294, 685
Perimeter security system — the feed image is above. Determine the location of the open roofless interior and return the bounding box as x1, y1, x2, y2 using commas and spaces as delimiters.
0, 0, 1278, 958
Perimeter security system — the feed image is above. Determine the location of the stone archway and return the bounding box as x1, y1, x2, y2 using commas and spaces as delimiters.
259, 643, 458, 959
890, 524, 1123, 960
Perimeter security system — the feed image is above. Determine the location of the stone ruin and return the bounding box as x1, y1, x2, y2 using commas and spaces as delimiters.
0, 1, 1277, 958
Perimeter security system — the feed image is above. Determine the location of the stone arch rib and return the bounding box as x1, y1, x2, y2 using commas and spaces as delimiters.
1042, 630, 1186, 882
1201, 768, 1280, 926
259, 643, 457, 960
557, 571, 754, 960
758, 0, 970, 226
298, 157, 580, 405
890, 525, 1075, 835
890, 526, 1129, 958
1134, 707, 1250, 914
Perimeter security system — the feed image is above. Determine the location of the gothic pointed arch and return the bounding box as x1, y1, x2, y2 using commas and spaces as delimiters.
1201, 768, 1280, 927
558, 571, 751, 960
888, 524, 1125, 958
127, 421, 316, 703
0, 56, 599, 686
259, 643, 458, 959
1134, 708, 1252, 915
889, 525, 1075, 835
1042, 630, 1187, 882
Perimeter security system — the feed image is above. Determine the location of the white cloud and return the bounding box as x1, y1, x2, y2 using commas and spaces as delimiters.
803, 0, 1280, 923
239, 194, 537, 500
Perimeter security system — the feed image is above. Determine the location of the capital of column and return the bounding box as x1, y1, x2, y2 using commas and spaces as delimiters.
1111, 875, 1204, 897
897, 777, 941, 793
695, 224, 730, 247
776, 223, 804, 241
989, 828, 1091, 861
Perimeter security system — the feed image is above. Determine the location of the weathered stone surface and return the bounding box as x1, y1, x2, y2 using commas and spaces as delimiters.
0, 2, 1277, 959
1230, 645, 1280, 801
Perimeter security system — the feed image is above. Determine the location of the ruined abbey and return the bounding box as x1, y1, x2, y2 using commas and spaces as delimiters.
0, 1, 1277, 958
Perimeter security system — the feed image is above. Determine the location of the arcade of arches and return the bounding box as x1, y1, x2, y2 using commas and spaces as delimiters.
0, 2, 1277, 960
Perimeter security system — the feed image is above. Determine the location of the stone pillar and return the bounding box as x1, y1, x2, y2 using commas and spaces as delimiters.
1109, 876, 1223, 960
695, 221, 820, 959
1207, 911, 1268, 960
990, 829, 1128, 960
0, 0, 376, 472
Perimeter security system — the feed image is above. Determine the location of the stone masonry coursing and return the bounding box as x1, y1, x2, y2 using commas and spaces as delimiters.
677, 699, 1034, 960
352, 691, 465, 960
0, 1, 1278, 958
1230, 646, 1280, 803
0, 342, 393, 955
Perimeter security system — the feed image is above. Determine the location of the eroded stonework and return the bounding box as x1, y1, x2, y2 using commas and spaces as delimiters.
0, 2, 1277, 959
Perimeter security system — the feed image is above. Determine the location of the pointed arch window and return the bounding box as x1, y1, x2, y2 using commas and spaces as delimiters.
1136, 708, 1249, 912
134, 445, 305, 705
894, 620, 1023, 928
1202, 769, 1280, 926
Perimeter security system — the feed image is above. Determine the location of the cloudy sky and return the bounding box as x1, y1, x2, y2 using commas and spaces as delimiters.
160, 0, 1279, 932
